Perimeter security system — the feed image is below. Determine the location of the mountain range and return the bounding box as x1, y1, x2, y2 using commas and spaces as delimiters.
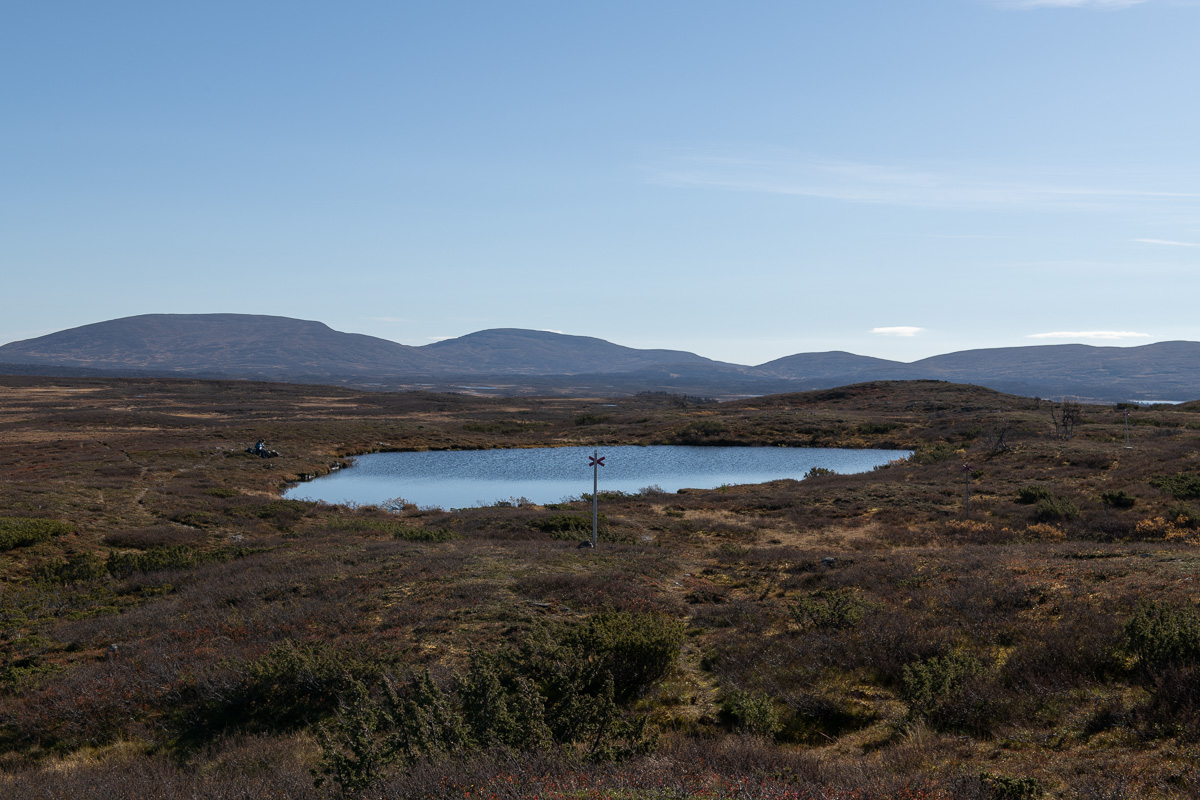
1, 313, 1197, 403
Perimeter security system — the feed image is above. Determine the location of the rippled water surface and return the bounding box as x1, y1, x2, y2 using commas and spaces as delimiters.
284, 445, 909, 509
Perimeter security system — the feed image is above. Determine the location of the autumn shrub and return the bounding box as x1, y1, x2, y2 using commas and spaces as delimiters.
1167, 503, 1200, 529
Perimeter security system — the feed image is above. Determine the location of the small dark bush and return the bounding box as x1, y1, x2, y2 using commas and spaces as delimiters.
1034, 496, 1080, 522
720, 689, 781, 737
393, 526, 457, 542
185, 640, 379, 739
530, 513, 605, 539
791, 589, 871, 630
573, 610, 686, 702
105, 545, 206, 578
1150, 472, 1200, 500
1016, 486, 1055, 505
803, 466, 835, 479
0, 517, 72, 551
34, 552, 107, 584
857, 422, 901, 435
1100, 490, 1137, 509
1137, 664, 1200, 741
1125, 600, 1200, 669
102, 526, 208, 549
1167, 503, 1200, 529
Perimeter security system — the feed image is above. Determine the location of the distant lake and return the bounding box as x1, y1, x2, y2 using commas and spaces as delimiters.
283, 445, 910, 510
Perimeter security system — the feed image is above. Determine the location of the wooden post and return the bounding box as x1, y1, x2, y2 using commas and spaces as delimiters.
963, 463, 972, 518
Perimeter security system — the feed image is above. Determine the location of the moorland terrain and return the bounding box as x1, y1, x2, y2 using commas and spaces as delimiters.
4, 313, 1200, 402
0, 376, 1199, 798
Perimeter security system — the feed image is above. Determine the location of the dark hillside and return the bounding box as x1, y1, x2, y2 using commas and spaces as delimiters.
0, 314, 441, 379
424, 328, 729, 374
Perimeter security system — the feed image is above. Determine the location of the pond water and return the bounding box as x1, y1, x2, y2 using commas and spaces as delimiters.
283, 445, 910, 510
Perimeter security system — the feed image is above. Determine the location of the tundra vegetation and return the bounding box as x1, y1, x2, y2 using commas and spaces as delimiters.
0, 376, 1198, 798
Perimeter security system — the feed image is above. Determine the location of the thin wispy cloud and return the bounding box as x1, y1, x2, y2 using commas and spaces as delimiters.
1134, 238, 1200, 248
655, 154, 1200, 213
872, 326, 925, 337
1027, 331, 1151, 340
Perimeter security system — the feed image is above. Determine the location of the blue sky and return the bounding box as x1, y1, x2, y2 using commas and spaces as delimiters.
3, 0, 1199, 365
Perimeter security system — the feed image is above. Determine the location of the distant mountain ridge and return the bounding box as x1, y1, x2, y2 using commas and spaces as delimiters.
1, 313, 1198, 402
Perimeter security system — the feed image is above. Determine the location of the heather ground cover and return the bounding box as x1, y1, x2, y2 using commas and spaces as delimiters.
0, 376, 1197, 798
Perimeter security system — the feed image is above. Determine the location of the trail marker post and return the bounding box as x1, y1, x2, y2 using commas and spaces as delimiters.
963, 463, 973, 518
1124, 409, 1132, 449
589, 450, 605, 548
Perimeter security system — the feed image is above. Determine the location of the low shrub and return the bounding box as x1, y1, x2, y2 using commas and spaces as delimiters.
34, 552, 107, 584
720, 689, 782, 737
1016, 486, 1054, 505
1167, 503, 1200, 529
1033, 496, 1080, 522
393, 526, 457, 542
1150, 472, 1200, 500
1125, 600, 1200, 669
530, 513, 605, 539
184, 640, 380, 739
1137, 664, 1200, 741
1100, 490, 1137, 509
0, 517, 72, 551
316, 612, 679, 794
791, 589, 871, 630
573, 610, 686, 702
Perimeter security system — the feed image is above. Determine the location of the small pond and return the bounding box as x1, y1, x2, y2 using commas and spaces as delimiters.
283, 445, 910, 510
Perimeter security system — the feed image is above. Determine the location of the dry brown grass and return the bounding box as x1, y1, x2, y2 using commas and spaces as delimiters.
1, 376, 1199, 795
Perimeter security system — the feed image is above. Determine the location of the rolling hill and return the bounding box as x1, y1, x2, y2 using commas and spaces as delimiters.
2, 314, 1198, 402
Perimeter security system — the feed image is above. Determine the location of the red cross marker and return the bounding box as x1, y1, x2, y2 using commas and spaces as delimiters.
589, 455, 605, 467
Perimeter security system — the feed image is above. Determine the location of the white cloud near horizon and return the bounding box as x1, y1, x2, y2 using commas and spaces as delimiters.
655, 154, 1200, 213
1134, 238, 1200, 247
1027, 330, 1151, 339
872, 326, 925, 337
